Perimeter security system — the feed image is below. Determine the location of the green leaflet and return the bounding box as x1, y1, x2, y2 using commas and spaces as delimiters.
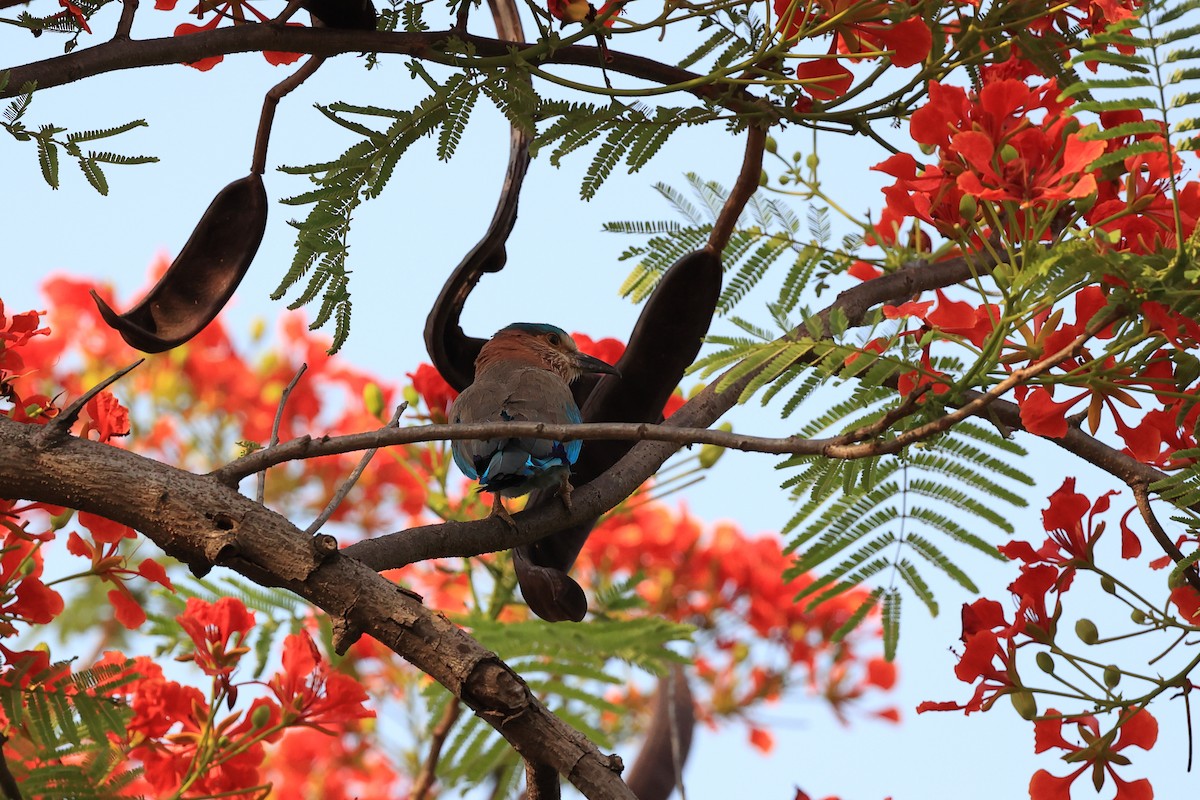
3, 84, 155, 193
0, 658, 141, 798
425, 614, 692, 794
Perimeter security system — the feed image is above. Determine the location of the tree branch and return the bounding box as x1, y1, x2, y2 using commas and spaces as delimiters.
344, 251, 1200, 580
0, 416, 634, 800
413, 700, 461, 800
1, 25, 772, 118
346, 251, 1007, 568
1132, 481, 1200, 593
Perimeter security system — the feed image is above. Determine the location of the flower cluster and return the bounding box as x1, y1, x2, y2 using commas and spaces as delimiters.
918, 478, 1192, 800
773, 0, 932, 105
579, 502, 897, 746
875, 79, 1102, 244
96, 598, 379, 797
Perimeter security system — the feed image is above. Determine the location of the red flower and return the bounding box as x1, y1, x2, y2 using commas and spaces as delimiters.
176, 596, 255, 677
572, 332, 625, 366
793, 58, 854, 102
56, 0, 91, 33
1016, 386, 1086, 438
776, 1, 932, 101
80, 390, 130, 442
1169, 585, 1200, 624
879, 80, 1103, 242
406, 363, 458, 422
847, 261, 883, 281
0, 529, 63, 626
1000, 478, 1118, 574
270, 631, 374, 731
1031, 707, 1157, 800
917, 599, 1018, 714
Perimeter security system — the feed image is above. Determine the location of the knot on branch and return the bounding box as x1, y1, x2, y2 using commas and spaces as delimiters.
331, 615, 363, 655
312, 533, 339, 560
201, 513, 240, 563
463, 659, 530, 723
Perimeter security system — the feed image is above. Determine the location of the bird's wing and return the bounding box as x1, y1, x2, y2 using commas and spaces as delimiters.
449, 366, 582, 480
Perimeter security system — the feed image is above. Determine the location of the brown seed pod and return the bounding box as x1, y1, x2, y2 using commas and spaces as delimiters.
91, 173, 267, 353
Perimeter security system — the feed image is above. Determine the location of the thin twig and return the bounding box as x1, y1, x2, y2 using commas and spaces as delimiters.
251, 55, 326, 175
1133, 481, 1200, 594
114, 0, 138, 40
257, 363, 307, 504
272, 0, 305, 23
304, 403, 406, 535
708, 123, 766, 254
37, 359, 144, 446
822, 307, 1126, 460
412, 700, 461, 800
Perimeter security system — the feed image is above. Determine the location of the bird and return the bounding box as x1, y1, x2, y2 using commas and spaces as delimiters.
449, 323, 620, 525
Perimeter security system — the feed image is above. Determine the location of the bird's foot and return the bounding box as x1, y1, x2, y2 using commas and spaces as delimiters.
558, 475, 574, 511
489, 493, 518, 531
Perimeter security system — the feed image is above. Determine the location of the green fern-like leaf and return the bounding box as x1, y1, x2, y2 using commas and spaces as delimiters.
78, 157, 107, 195
429, 614, 691, 795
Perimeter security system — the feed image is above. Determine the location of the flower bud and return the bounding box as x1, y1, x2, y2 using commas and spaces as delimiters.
1036, 652, 1055, 674
764, 135, 778, 154
402, 385, 421, 409
699, 422, 733, 468
1075, 618, 1099, 644
1010, 690, 1038, 720
363, 382, 385, 419
1100, 575, 1117, 594
759, 169, 769, 187
251, 703, 273, 728
1130, 608, 1146, 624
999, 144, 1020, 163
1103, 665, 1121, 688
958, 194, 977, 219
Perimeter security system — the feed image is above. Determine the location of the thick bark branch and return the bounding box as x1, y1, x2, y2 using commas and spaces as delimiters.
0, 417, 634, 800
1, 25, 769, 116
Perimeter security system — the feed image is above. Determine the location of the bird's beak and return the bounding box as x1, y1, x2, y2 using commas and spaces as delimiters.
574, 352, 621, 377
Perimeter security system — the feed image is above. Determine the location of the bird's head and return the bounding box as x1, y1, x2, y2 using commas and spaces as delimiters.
477, 323, 621, 382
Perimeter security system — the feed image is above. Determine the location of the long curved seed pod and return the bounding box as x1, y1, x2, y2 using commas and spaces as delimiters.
423, 0, 532, 391
624, 665, 695, 800
91, 51, 332, 352
514, 248, 722, 621
90, 173, 268, 353
301, 0, 377, 29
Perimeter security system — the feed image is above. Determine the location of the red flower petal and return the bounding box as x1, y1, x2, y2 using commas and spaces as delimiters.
1118, 507, 1142, 559
109, 588, 147, 629
794, 58, 854, 101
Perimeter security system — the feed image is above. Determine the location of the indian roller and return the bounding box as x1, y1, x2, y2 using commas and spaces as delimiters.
449, 323, 619, 524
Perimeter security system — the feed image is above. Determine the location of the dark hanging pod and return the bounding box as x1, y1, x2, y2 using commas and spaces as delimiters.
91, 173, 268, 353
515, 247, 723, 622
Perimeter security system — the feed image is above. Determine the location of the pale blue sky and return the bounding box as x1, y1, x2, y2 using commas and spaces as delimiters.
4, 4, 1196, 799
